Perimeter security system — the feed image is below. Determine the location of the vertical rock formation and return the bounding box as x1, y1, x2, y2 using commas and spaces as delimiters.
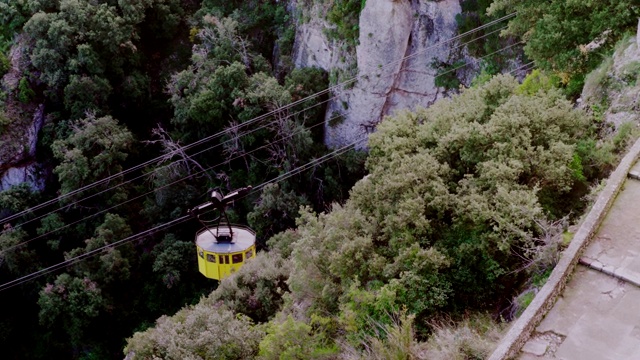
0, 39, 45, 192
293, 0, 465, 147
581, 26, 640, 130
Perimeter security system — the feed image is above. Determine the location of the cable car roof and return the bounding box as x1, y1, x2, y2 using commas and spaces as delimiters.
195, 224, 255, 253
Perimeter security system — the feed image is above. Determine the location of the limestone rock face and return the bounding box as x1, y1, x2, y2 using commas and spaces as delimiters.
0, 165, 43, 192
293, 15, 337, 70
293, 0, 465, 147
0, 40, 45, 192
327, 0, 464, 148
581, 30, 640, 129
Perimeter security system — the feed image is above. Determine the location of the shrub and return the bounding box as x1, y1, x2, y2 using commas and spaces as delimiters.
258, 315, 338, 360
0, 51, 10, 76
124, 305, 263, 359
204, 251, 291, 323
17, 77, 35, 103
325, 0, 364, 45
418, 313, 504, 360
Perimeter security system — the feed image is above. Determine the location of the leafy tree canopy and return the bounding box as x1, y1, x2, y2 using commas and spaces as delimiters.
52, 113, 134, 200
488, 0, 640, 88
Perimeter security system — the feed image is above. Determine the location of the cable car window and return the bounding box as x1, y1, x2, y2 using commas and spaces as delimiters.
221, 255, 229, 264
232, 254, 243, 264
245, 249, 253, 259
206, 254, 216, 263
198, 250, 204, 258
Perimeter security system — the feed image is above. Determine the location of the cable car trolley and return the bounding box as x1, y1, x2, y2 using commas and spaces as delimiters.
189, 186, 255, 280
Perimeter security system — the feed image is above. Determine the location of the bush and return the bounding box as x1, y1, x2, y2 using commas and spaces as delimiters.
204, 251, 291, 323
17, 77, 35, 103
124, 305, 263, 359
258, 315, 338, 360
418, 313, 504, 360
356, 311, 419, 360
0, 51, 10, 76
0, 110, 11, 135
325, 0, 364, 45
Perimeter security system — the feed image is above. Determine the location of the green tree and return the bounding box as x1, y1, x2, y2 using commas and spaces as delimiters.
258, 315, 338, 360
51, 113, 134, 202
0, 227, 37, 275
151, 234, 194, 289
63, 75, 112, 120
488, 0, 640, 91
248, 183, 308, 240
64, 213, 133, 286
124, 305, 263, 359
38, 273, 105, 347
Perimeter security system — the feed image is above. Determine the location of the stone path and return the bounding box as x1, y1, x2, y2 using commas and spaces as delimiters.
519, 160, 640, 359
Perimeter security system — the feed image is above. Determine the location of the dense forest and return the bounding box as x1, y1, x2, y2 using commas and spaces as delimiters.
0, 0, 639, 359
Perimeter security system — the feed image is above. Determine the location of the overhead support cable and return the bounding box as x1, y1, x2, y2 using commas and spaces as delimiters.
1, 29, 525, 253
0, 11, 517, 228
0, 136, 367, 291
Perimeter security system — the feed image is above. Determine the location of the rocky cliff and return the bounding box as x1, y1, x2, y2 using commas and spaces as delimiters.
0, 38, 45, 192
293, 0, 468, 147
581, 27, 640, 129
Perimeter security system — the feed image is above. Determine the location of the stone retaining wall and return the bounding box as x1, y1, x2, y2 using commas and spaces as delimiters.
488, 137, 640, 360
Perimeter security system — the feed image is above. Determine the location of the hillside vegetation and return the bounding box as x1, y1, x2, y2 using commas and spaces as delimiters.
0, 1, 363, 358
0, 0, 638, 359
125, 74, 630, 358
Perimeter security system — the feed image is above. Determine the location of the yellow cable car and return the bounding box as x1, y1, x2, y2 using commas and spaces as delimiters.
189, 186, 255, 280
195, 224, 255, 280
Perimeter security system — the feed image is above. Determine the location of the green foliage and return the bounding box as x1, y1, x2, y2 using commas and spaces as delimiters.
612, 121, 637, 152
52, 113, 133, 200
0, 227, 37, 275
433, 59, 465, 91
197, 0, 292, 63
38, 273, 105, 347
63, 75, 112, 119
284, 67, 329, 129
168, 59, 249, 142
17, 77, 35, 103
0, 110, 10, 135
420, 313, 504, 359
515, 290, 535, 317
325, 0, 364, 45
38, 213, 65, 250
0, 183, 38, 213
124, 305, 263, 359
516, 69, 561, 95
358, 311, 418, 360
266, 228, 301, 259
455, 0, 517, 78
340, 244, 451, 339
489, 0, 640, 88
0, 0, 29, 50
287, 74, 613, 334
258, 315, 338, 360
205, 251, 290, 323
248, 183, 308, 240
0, 51, 9, 76
64, 213, 134, 285
20, 0, 185, 122
470, 67, 495, 88
120, 67, 614, 360
152, 234, 194, 289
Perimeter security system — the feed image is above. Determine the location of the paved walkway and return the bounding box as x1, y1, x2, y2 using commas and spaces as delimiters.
519, 161, 640, 359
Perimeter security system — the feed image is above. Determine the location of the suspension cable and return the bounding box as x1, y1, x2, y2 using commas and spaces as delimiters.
0, 136, 366, 291
0, 12, 516, 227
0, 33, 526, 253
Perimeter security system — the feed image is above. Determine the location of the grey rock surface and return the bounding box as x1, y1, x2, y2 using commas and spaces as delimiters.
293, 0, 464, 148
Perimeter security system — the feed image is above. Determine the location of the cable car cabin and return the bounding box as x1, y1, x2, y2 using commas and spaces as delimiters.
195, 223, 256, 280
